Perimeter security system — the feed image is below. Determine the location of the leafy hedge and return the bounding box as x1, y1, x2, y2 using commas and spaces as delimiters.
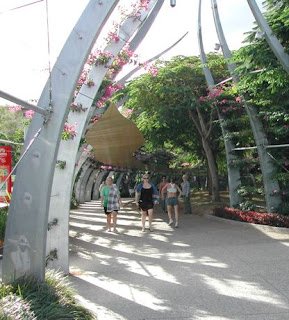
0, 269, 95, 319
0, 207, 8, 242
212, 207, 289, 228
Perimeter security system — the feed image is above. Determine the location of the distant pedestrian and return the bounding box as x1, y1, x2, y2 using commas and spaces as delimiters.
181, 175, 192, 214
100, 177, 122, 233
99, 181, 105, 194
161, 177, 182, 228
135, 174, 158, 232
158, 175, 167, 213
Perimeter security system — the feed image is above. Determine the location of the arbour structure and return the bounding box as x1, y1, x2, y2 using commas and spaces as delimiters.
2, 0, 289, 283
2, 0, 161, 282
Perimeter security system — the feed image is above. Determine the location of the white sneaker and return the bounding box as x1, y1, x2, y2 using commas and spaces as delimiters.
168, 220, 174, 226
175, 222, 179, 228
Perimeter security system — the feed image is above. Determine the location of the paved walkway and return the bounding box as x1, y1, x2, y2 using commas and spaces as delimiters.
69, 199, 289, 320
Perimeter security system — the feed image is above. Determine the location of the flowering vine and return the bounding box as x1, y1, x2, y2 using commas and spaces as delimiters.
70, 103, 87, 113
62, 122, 77, 140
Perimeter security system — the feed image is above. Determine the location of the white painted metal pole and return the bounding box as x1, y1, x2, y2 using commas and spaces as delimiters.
247, 0, 289, 74
3, 0, 120, 283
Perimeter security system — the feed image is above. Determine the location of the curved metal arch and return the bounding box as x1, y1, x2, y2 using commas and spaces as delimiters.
46, 0, 159, 272
197, 0, 242, 207
210, 0, 281, 212
3, 0, 120, 283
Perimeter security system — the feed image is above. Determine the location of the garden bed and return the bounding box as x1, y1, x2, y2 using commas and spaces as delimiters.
213, 207, 289, 228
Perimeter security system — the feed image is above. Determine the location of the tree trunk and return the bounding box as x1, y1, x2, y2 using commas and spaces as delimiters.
197, 0, 242, 207
202, 137, 221, 201
189, 109, 221, 202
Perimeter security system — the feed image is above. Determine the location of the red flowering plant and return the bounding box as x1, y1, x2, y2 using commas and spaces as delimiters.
138, 61, 159, 76
213, 206, 289, 228
88, 50, 115, 67
70, 103, 88, 113
61, 122, 77, 140
229, 154, 260, 171
8, 105, 35, 127
90, 114, 102, 124
271, 188, 289, 201
198, 83, 246, 146
85, 78, 95, 87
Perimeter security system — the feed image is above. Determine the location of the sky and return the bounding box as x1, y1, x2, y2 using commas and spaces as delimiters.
0, 0, 264, 105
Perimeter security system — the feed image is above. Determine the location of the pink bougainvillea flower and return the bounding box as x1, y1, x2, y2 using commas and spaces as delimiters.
8, 105, 22, 113
25, 110, 35, 119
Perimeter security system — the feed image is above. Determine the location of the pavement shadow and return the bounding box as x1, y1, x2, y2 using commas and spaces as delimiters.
69, 199, 289, 320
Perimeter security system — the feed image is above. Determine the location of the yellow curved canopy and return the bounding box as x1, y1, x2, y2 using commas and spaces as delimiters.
85, 103, 145, 169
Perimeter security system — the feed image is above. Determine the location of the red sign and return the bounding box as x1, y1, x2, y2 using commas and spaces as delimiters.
0, 146, 12, 203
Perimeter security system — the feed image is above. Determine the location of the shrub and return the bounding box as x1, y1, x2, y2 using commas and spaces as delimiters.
213, 206, 289, 228
0, 207, 8, 242
0, 269, 95, 319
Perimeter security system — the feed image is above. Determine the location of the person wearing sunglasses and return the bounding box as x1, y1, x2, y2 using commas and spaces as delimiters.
135, 174, 158, 232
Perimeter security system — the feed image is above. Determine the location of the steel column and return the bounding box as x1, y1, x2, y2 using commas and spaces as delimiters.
3, 0, 120, 283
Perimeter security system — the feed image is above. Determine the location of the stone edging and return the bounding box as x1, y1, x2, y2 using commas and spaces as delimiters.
202, 213, 289, 234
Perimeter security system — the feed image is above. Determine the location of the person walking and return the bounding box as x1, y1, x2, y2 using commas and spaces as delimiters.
158, 175, 168, 213
100, 177, 122, 233
135, 174, 158, 232
161, 177, 182, 228
181, 175, 192, 214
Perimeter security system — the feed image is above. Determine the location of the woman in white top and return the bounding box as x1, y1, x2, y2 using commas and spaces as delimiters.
161, 177, 182, 228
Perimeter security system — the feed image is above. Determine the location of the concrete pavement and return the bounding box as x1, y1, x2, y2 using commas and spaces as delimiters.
68, 199, 289, 320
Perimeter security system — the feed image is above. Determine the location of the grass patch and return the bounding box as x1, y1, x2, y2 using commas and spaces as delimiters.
0, 269, 96, 320
191, 191, 230, 215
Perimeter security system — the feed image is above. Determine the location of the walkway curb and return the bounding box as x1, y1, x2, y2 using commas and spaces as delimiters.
202, 213, 289, 234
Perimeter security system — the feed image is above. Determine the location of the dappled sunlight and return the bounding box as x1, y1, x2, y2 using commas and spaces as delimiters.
71, 230, 166, 258
201, 275, 289, 309
69, 200, 289, 319
92, 236, 114, 247
116, 214, 143, 222
75, 295, 128, 320
91, 252, 112, 266
149, 233, 170, 242
70, 221, 105, 232
76, 273, 170, 312
78, 233, 94, 243
117, 257, 180, 284
252, 227, 289, 241
77, 251, 94, 260
165, 252, 229, 268
171, 241, 190, 247
78, 203, 103, 208
113, 242, 161, 256
70, 211, 103, 217
70, 214, 105, 224
193, 310, 233, 320
197, 256, 229, 268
